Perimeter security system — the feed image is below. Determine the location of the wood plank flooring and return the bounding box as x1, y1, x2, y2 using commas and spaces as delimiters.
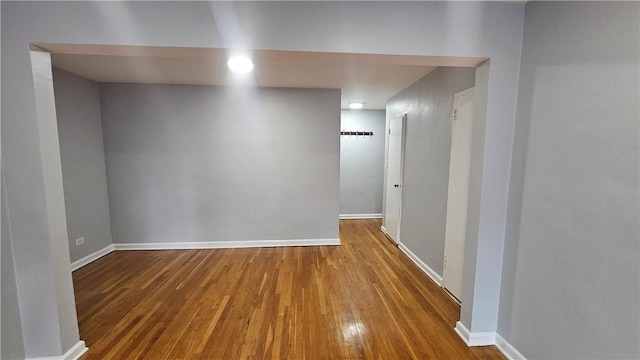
73, 219, 504, 359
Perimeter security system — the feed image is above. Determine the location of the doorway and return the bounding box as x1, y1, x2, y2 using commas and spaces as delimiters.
442, 88, 475, 302
383, 114, 406, 244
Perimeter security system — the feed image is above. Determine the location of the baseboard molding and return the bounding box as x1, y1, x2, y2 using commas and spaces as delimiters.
71, 239, 340, 271
380, 225, 387, 234
456, 329, 527, 359
339, 213, 383, 219
70, 244, 115, 271
495, 334, 527, 360
63, 341, 88, 360
26, 340, 88, 360
398, 242, 443, 286
454, 321, 496, 346
112, 238, 341, 250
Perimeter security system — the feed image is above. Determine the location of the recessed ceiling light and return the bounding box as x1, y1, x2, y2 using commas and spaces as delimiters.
227, 56, 254, 74
349, 102, 364, 109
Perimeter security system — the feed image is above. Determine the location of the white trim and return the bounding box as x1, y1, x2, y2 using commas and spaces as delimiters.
398, 242, 443, 286
380, 225, 387, 234
26, 340, 88, 360
112, 238, 340, 250
454, 321, 472, 345
339, 213, 382, 219
63, 341, 88, 360
70, 244, 114, 271
454, 86, 476, 99
454, 321, 496, 347
391, 109, 409, 118
495, 334, 527, 360
70, 239, 340, 270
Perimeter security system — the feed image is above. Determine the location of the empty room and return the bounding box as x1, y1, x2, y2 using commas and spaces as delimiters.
2, 1, 638, 360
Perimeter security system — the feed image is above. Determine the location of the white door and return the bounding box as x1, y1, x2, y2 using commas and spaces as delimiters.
384, 115, 405, 244
443, 88, 474, 302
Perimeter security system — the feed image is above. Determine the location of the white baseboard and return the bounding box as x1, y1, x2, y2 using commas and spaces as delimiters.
454, 321, 496, 346
63, 341, 88, 360
454, 325, 527, 359
398, 242, 443, 286
339, 213, 383, 219
112, 238, 340, 250
71, 239, 340, 271
454, 321, 472, 345
495, 334, 527, 360
71, 244, 115, 271
380, 225, 387, 234
26, 340, 88, 360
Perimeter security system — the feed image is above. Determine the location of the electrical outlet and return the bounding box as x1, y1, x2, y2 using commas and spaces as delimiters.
75, 237, 84, 246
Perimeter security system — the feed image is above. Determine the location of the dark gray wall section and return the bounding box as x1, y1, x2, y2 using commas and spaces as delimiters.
100, 84, 340, 243
1, 178, 26, 360
386, 67, 475, 277
499, 2, 640, 359
53, 68, 113, 262
340, 110, 385, 215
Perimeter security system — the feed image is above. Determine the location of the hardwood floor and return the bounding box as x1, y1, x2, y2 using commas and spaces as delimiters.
73, 219, 504, 359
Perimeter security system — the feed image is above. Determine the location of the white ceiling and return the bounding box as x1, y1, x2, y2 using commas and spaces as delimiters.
36, 43, 486, 110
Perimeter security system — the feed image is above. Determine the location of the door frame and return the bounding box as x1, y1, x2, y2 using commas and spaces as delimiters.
382, 113, 407, 245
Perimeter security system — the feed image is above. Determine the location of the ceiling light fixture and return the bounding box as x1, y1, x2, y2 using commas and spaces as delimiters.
349, 102, 365, 109
227, 56, 254, 74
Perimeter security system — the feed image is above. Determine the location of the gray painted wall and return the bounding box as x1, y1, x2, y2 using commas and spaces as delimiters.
53, 68, 113, 263
499, 2, 640, 359
100, 84, 340, 244
386, 67, 476, 277
2, 1, 524, 355
340, 110, 385, 216
1, 176, 25, 360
